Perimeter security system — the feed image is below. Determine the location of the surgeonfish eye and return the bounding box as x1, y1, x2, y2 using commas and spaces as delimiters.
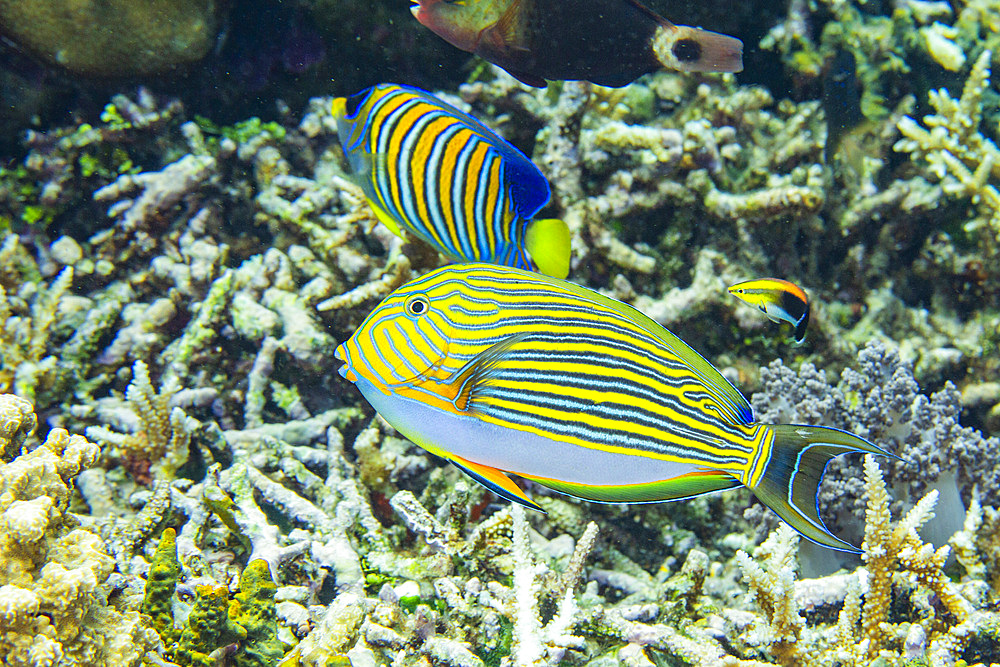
405, 294, 430, 317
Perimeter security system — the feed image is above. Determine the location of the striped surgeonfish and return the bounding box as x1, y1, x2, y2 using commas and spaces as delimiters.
728, 278, 811, 343
335, 264, 892, 552
332, 84, 571, 278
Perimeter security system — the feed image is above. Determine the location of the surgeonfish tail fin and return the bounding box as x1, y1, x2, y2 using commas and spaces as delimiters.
525, 218, 571, 278
651, 24, 743, 73
751, 424, 893, 553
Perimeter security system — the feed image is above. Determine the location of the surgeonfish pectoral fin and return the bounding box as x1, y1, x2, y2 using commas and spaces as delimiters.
449, 455, 545, 512
650, 24, 743, 74
525, 218, 571, 278
751, 424, 894, 553
445, 331, 531, 410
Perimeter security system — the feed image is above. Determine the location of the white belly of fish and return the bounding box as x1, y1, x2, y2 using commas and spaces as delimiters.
355, 377, 700, 486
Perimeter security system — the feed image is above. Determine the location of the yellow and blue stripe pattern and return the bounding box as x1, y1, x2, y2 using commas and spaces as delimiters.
332, 84, 570, 278
335, 264, 891, 552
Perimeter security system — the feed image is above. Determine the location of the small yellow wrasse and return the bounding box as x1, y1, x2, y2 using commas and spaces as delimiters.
335, 264, 892, 552
332, 84, 570, 278
728, 278, 811, 343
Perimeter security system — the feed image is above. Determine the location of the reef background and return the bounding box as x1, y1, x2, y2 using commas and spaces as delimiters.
0, 0, 999, 665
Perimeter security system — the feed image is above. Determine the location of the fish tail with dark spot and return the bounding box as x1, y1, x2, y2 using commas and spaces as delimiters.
651, 24, 743, 73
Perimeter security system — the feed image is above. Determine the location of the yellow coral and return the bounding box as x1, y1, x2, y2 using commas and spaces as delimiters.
0, 394, 35, 462
0, 400, 156, 666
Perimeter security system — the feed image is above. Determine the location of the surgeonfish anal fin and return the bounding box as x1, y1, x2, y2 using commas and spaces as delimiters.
751, 424, 893, 553
521, 469, 741, 503
525, 218, 571, 278
445, 331, 531, 411
449, 454, 545, 512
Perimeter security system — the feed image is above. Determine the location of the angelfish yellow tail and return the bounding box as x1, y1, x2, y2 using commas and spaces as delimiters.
751, 424, 893, 553
525, 218, 571, 278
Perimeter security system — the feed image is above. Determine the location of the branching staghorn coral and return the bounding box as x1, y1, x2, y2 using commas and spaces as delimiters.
0, 234, 73, 401
895, 49, 1000, 254
735, 455, 990, 667
735, 526, 804, 664
86, 359, 197, 485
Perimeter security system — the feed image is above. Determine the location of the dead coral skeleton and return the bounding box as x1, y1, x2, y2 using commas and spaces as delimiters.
86, 359, 197, 485
895, 49, 1000, 252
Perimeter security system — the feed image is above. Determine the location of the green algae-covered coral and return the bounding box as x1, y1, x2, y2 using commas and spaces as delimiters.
230, 560, 285, 667
0, 394, 156, 666
175, 584, 245, 667
141, 546, 283, 667
141, 527, 181, 645
0, 0, 222, 76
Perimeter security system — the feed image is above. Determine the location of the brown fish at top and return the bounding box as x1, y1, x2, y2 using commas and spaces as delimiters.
410, 0, 743, 87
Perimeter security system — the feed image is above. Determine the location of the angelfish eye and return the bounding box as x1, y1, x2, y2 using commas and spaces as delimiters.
405, 294, 430, 317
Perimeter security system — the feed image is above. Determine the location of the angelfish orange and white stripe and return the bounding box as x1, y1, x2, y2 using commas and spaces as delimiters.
335, 264, 892, 552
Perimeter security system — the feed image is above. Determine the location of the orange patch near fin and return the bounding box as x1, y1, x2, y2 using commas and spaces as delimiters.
449, 454, 544, 512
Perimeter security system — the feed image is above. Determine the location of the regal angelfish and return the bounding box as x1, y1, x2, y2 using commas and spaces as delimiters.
333, 84, 570, 278
335, 264, 892, 552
